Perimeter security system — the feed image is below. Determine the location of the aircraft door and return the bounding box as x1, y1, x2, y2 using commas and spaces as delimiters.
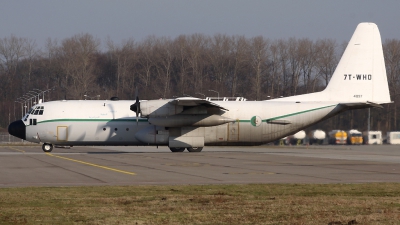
228, 121, 239, 141
205, 124, 227, 143
57, 126, 68, 141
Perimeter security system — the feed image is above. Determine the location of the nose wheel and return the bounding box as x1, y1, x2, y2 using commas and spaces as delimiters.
42, 143, 53, 152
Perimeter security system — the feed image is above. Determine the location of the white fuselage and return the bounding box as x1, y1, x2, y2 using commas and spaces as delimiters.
23, 99, 343, 146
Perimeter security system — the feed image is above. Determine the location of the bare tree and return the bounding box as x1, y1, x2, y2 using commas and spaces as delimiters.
286, 38, 301, 95
229, 36, 248, 96
186, 34, 209, 95
0, 35, 26, 76
276, 39, 290, 97
208, 34, 233, 95
59, 33, 100, 99
172, 35, 190, 95
152, 37, 174, 98
383, 39, 400, 130
268, 40, 282, 98
249, 36, 269, 100
136, 36, 158, 97
0, 35, 27, 100
315, 39, 337, 89
296, 38, 316, 93
107, 38, 136, 97
24, 39, 40, 87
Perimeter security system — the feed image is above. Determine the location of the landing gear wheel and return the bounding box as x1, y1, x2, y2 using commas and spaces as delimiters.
169, 147, 185, 152
187, 147, 203, 152
42, 143, 53, 153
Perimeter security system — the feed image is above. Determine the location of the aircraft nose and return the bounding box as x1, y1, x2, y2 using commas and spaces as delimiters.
8, 120, 26, 140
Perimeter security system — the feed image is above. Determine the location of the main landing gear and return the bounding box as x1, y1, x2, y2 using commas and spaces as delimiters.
187, 147, 203, 152
42, 143, 53, 153
169, 147, 203, 152
169, 147, 185, 152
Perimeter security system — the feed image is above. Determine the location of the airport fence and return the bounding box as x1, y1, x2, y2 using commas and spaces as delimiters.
0, 133, 27, 144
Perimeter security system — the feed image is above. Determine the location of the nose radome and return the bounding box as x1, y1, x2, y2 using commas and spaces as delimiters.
8, 120, 26, 140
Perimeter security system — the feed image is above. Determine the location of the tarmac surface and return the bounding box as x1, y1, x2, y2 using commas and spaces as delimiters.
1, 144, 400, 187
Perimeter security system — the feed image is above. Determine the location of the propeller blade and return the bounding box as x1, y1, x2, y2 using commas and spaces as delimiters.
130, 88, 141, 126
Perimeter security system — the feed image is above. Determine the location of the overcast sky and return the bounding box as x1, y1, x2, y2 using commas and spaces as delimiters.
1, 0, 399, 50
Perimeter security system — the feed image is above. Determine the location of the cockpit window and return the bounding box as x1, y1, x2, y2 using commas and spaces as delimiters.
30, 106, 44, 115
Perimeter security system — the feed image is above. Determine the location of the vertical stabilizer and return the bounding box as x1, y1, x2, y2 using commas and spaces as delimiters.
323, 23, 391, 103
272, 23, 391, 104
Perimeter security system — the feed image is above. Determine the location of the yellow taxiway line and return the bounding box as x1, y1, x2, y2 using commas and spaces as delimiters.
8, 146, 25, 153
46, 153, 136, 175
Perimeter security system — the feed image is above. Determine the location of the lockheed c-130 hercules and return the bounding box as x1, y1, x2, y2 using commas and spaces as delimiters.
8, 23, 391, 152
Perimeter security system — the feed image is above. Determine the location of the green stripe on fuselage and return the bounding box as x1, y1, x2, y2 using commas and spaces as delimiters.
237, 104, 336, 123
37, 118, 148, 124
264, 104, 336, 122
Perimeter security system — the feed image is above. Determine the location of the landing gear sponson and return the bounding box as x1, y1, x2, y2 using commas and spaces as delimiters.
169, 147, 203, 152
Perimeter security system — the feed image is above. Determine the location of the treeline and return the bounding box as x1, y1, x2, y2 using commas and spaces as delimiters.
0, 34, 400, 133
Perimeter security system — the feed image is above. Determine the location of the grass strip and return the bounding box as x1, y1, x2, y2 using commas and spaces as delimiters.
1, 183, 400, 224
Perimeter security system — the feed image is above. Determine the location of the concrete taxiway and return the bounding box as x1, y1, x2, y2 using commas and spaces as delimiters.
1, 145, 400, 187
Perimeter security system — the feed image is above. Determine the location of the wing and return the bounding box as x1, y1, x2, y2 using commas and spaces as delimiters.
168, 97, 229, 111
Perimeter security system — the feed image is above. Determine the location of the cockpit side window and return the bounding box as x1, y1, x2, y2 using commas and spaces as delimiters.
30, 106, 44, 115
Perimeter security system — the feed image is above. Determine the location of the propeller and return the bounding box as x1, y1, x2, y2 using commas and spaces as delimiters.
130, 89, 141, 125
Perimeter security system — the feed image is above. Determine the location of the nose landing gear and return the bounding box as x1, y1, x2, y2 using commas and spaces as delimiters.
42, 143, 53, 152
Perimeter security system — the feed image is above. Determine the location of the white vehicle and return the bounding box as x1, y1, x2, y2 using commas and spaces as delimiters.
8, 23, 392, 152
286, 130, 306, 145
363, 131, 383, 145
309, 129, 326, 145
386, 132, 400, 144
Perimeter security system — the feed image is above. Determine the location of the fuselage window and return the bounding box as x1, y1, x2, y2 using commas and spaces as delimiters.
29, 119, 37, 125
115, 128, 118, 131
103, 128, 106, 131
126, 128, 129, 131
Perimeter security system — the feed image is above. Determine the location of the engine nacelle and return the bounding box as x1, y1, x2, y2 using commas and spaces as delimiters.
148, 114, 235, 127
140, 100, 183, 117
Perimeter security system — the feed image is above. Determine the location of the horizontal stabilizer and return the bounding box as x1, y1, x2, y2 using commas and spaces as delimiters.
339, 101, 388, 109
